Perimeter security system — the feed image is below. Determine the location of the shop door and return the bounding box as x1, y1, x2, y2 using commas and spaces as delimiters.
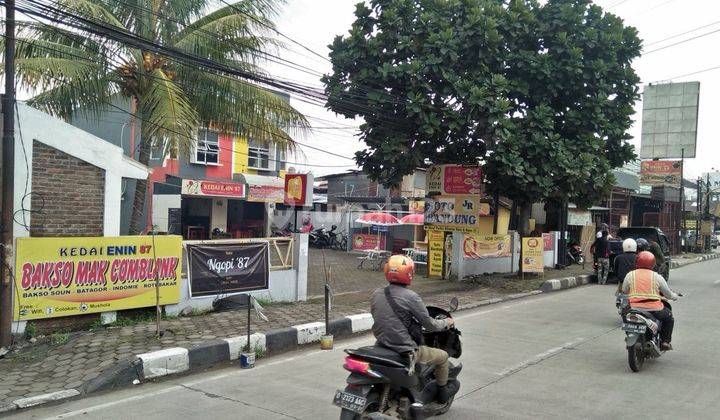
182, 198, 212, 239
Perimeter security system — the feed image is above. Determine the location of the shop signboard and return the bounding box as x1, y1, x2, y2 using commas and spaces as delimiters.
284, 173, 314, 206
428, 230, 445, 276
352, 233, 386, 251
683, 219, 697, 230
424, 195, 490, 232
640, 160, 682, 188
701, 220, 713, 236
14, 236, 182, 321
187, 242, 269, 297
182, 179, 246, 198
248, 185, 284, 203
425, 165, 482, 196
521, 237, 544, 273
409, 200, 425, 214
567, 209, 592, 226
463, 234, 511, 259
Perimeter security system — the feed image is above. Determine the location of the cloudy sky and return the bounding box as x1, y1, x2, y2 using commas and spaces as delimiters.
272, 0, 720, 180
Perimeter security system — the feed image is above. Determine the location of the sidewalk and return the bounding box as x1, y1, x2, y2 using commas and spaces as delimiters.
0, 252, 593, 411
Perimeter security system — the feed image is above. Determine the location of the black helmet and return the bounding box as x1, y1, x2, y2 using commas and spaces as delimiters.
636, 238, 650, 252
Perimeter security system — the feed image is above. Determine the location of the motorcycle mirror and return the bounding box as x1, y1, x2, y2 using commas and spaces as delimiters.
449, 297, 459, 312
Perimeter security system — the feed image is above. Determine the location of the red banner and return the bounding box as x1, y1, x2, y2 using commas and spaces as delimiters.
542, 233, 553, 251
442, 165, 483, 195
352, 234, 386, 251
640, 160, 682, 188
248, 185, 284, 203
285, 174, 310, 206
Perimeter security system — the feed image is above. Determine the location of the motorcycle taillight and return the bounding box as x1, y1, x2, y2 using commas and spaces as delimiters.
343, 356, 370, 373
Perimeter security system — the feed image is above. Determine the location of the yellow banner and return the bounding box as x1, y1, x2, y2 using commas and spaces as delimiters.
428, 230, 444, 277
521, 237, 544, 273
14, 236, 183, 320
463, 234, 511, 259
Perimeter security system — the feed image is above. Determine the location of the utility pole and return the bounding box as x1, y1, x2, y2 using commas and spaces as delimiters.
0, 0, 17, 348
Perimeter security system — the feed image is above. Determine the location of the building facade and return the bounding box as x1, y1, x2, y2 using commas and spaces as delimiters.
70, 96, 290, 239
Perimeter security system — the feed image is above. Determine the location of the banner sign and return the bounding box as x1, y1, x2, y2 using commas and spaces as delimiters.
352, 233, 386, 251
182, 179, 246, 198
640, 160, 682, 188
683, 219, 697, 230
424, 195, 490, 232
521, 237, 544, 273
187, 242, 269, 297
428, 230, 445, 277
284, 173, 314, 206
542, 233, 553, 251
248, 185, 284, 203
409, 200, 425, 214
701, 220, 713, 236
463, 234, 511, 259
426, 165, 482, 196
14, 236, 182, 321
567, 210, 592, 226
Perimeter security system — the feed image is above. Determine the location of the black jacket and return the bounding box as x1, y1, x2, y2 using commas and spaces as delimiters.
593, 236, 609, 259
614, 252, 636, 283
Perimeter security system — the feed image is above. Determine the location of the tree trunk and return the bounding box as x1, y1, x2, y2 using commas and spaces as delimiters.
128, 129, 151, 235
516, 202, 533, 236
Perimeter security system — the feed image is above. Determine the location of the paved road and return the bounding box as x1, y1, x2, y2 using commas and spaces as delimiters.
11, 259, 720, 419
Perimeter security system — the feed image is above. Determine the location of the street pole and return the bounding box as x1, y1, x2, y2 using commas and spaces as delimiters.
0, 0, 17, 348
679, 149, 685, 253
696, 177, 701, 251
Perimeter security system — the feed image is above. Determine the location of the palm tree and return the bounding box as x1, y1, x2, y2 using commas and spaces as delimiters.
3, 0, 308, 234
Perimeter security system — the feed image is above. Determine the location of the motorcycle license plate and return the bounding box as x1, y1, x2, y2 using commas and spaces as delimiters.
332, 390, 367, 413
622, 323, 646, 334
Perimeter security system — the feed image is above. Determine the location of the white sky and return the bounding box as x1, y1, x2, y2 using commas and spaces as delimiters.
272, 0, 720, 179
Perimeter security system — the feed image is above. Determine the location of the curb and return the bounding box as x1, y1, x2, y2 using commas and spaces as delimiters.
670, 252, 719, 269
540, 274, 593, 293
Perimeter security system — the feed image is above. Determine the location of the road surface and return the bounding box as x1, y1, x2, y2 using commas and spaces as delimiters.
11, 258, 720, 419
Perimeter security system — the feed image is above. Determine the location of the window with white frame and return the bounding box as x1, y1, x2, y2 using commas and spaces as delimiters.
193, 129, 219, 165
248, 142, 271, 170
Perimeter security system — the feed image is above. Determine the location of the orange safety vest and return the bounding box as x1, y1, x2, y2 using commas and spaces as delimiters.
627, 269, 664, 310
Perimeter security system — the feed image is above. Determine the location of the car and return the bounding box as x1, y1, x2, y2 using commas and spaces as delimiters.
712, 235, 719, 249
608, 227, 672, 281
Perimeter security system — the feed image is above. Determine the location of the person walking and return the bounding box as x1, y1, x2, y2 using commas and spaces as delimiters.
593, 230, 610, 284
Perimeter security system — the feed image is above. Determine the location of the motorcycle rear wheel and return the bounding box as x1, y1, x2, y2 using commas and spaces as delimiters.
339, 393, 381, 420
628, 342, 645, 372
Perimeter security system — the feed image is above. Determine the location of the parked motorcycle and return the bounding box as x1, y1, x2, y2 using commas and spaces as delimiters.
310, 226, 333, 248
566, 242, 584, 265
622, 297, 680, 372
333, 304, 462, 419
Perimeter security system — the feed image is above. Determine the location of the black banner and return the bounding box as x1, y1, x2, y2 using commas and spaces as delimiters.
187, 242, 269, 297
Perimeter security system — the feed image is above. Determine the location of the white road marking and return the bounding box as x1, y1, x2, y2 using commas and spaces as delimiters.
494, 338, 585, 377
713, 279, 720, 285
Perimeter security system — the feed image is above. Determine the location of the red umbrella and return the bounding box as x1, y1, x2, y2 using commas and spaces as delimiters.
400, 213, 424, 225
355, 212, 401, 251
355, 212, 401, 226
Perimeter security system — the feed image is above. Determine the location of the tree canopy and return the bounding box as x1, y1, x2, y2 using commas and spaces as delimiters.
323, 0, 641, 210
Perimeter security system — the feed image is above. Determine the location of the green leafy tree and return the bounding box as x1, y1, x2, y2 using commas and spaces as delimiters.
324, 0, 640, 231
3, 0, 308, 234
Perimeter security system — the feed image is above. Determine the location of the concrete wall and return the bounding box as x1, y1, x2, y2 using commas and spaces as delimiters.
165, 234, 309, 316
452, 232, 520, 278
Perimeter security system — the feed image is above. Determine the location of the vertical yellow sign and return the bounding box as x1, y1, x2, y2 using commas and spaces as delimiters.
428, 230, 445, 277
233, 136, 249, 174
521, 237, 544, 273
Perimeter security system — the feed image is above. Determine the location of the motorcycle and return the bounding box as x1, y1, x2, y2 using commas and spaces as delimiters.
310, 226, 333, 248
622, 296, 680, 372
566, 242, 584, 265
333, 303, 462, 419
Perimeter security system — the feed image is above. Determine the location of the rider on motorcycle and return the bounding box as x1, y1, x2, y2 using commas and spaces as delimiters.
621, 251, 679, 351
614, 238, 637, 292
370, 255, 458, 404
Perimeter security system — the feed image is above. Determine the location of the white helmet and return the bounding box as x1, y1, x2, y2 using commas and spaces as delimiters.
622, 238, 637, 253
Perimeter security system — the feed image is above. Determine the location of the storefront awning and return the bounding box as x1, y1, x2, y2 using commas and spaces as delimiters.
235, 174, 285, 203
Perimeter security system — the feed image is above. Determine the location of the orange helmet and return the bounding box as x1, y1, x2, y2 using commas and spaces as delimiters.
384, 255, 414, 285
636, 251, 656, 270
